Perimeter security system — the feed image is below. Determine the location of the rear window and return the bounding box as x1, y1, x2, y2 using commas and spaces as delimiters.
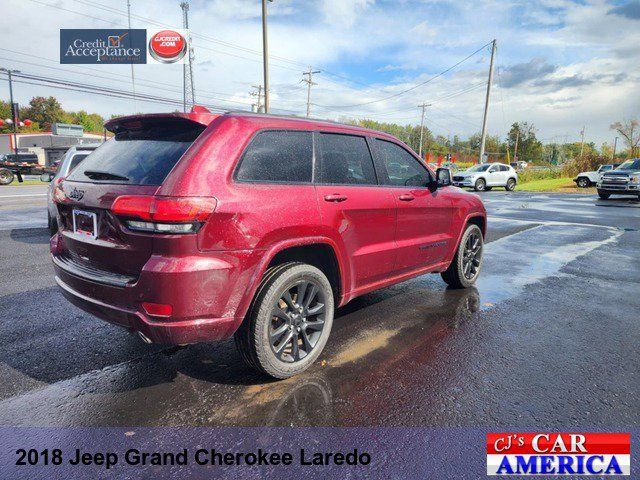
69, 154, 89, 171
236, 131, 313, 183
67, 120, 205, 185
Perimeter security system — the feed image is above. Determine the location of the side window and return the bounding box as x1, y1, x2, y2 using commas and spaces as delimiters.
375, 139, 431, 187
69, 154, 89, 172
236, 131, 313, 183
499, 164, 509, 172
318, 133, 377, 185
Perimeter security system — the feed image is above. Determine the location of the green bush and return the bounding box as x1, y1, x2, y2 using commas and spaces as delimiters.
561, 155, 616, 177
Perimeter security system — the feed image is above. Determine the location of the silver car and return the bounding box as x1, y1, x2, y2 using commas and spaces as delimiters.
452, 162, 518, 192
47, 145, 101, 234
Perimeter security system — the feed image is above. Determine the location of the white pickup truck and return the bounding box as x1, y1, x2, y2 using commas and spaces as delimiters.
574, 164, 621, 188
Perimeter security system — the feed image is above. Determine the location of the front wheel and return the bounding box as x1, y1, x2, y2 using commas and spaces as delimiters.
474, 178, 486, 192
234, 262, 334, 379
441, 224, 484, 289
577, 177, 590, 188
505, 178, 516, 191
597, 190, 610, 200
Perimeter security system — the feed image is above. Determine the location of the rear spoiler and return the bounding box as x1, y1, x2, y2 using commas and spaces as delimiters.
104, 105, 220, 134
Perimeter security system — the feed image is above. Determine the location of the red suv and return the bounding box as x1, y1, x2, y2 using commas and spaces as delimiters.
51, 108, 486, 378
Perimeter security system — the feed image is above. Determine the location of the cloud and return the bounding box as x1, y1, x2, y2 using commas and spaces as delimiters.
320, 0, 374, 27
608, 1, 640, 20
499, 59, 557, 88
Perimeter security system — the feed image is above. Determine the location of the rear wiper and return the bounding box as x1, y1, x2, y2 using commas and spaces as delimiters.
83, 170, 130, 181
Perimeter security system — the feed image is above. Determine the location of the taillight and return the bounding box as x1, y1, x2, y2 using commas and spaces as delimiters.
52, 178, 68, 204
142, 302, 173, 317
111, 195, 217, 234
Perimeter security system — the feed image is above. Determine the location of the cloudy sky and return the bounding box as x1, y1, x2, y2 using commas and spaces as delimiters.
1, 0, 639, 145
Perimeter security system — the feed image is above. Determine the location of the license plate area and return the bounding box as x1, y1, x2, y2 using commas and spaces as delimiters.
72, 209, 98, 239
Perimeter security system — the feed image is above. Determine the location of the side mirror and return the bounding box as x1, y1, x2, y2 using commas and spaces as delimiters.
436, 167, 451, 187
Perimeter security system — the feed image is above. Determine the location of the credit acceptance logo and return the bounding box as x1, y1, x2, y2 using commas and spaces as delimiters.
60, 29, 146, 64
60, 29, 188, 64
487, 432, 630, 476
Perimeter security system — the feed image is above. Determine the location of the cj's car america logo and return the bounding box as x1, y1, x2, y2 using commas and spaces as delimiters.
61, 29, 188, 64
487, 432, 630, 476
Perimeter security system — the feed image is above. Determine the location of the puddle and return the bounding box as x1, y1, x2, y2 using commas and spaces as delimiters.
476, 224, 622, 306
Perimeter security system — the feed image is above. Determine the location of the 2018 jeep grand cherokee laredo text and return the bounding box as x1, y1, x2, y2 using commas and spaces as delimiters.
50, 108, 487, 378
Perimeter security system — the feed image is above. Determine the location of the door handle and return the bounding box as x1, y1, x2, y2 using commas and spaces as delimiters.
398, 194, 415, 202
324, 194, 347, 203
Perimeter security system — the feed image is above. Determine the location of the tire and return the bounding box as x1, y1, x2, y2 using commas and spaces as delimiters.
441, 224, 484, 289
505, 178, 517, 191
234, 262, 334, 379
597, 190, 610, 200
0, 168, 14, 185
576, 177, 590, 188
474, 178, 486, 192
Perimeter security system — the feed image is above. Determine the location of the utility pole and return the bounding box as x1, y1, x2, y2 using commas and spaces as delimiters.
180, 1, 196, 112
250, 84, 263, 113
612, 136, 619, 159
418, 102, 431, 159
513, 129, 519, 163
1, 68, 20, 157
302, 67, 320, 117
579, 126, 585, 158
261, 0, 273, 113
478, 39, 496, 164
126, 0, 136, 111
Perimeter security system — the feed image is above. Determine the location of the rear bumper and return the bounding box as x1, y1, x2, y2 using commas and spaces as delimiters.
51, 240, 263, 344
55, 276, 239, 344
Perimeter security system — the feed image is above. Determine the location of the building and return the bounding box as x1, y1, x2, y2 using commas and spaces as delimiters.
0, 123, 106, 166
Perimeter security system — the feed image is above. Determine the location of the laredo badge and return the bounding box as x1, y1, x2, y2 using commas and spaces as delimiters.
487, 433, 630, 476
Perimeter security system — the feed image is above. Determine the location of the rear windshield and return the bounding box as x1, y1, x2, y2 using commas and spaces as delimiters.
67, 120, 205, 185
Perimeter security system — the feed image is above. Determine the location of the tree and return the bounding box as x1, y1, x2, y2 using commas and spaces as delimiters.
506, 122, 543, 164
22, 96, 65, 130
610, 118, 639, 157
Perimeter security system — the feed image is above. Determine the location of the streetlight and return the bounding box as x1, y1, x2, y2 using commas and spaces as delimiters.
0, 68, 21, 157
261, 0, 273, 113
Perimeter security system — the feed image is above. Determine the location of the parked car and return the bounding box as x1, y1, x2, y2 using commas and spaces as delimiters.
452, 162, 518, 191
46, 144, 101, 235
574, 163, 621, 188
509, 161, 528, 171
50, 109, 486, 378
597, 159, 640, 200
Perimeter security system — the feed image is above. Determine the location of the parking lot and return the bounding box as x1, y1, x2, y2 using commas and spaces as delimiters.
0, 188, 638, 427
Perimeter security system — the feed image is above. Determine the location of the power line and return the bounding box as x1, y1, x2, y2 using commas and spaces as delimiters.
314, 41, 493, 109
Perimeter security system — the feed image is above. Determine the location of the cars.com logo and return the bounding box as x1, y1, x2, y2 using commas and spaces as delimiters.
148, 30, 187, 64
487, 432, 630, 476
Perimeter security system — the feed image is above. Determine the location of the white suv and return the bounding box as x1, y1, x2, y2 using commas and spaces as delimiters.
452, 163, 518, 192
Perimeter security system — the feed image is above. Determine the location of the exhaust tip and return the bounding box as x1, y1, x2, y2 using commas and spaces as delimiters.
138, 332, 153, 344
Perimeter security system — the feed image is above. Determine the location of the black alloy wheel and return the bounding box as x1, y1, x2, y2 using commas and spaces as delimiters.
270, 280, 326, 363
461, 229, 482, 280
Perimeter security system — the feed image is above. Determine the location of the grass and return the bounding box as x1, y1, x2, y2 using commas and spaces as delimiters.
517, 176, 592, 193
3, 179, 47, 186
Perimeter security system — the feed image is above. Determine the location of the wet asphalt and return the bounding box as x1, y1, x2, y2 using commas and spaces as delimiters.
0, 191, 638, 427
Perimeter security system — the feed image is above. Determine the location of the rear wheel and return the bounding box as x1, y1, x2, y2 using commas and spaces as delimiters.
0, 168, 14, 185
441, 224, 484, 289
474, 178, 486, 192
505, 178, 517, 191
577, 177, 590, 188
234, 262, 334, 379
597, 190, 610, 200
